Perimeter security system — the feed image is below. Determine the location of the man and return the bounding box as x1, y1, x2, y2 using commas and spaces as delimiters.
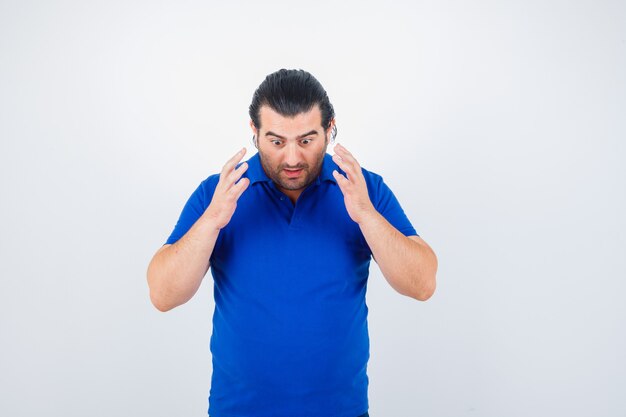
147, 69, 438, 417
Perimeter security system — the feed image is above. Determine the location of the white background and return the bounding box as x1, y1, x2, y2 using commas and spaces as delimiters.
1, 1, 624, 416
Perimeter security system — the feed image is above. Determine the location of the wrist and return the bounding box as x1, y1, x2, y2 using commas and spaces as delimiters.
357, 207, 380, 226
199, 211, 223, 233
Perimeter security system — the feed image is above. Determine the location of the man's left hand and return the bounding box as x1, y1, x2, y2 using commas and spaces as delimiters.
332, 143, 378, 225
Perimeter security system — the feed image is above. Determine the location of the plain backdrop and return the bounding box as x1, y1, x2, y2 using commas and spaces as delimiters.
1, 1, 624, 416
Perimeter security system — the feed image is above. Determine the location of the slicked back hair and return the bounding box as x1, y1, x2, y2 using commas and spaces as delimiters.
249, 69, 337, 139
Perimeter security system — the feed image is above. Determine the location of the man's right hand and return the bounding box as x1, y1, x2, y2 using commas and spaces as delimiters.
203, 147, 251, 230
147, 147, 251, 312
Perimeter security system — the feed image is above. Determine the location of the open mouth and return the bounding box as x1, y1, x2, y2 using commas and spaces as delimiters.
284, 168, 303, 178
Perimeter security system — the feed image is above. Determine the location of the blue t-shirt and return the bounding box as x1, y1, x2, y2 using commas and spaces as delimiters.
165, 152, 418, 417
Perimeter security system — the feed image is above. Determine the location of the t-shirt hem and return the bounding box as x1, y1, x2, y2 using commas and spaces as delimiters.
208, 405, 368, 417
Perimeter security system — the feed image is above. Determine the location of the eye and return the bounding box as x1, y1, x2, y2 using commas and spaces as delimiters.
301, 138, 312, 145
271, 140, 282, 146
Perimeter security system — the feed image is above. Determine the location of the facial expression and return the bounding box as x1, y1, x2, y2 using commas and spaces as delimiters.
251, 104, 334, 200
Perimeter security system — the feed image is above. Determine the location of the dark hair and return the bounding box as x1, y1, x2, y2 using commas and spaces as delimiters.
249, 69, 337, 140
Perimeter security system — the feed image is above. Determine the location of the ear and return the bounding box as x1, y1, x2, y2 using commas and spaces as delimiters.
328, 118, 336, 142
250, 120, 259, 148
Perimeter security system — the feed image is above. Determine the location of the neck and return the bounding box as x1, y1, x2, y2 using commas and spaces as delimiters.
276, 186, 302, 205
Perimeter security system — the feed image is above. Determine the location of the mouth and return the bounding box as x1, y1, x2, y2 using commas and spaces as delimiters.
283, 168, 303, 178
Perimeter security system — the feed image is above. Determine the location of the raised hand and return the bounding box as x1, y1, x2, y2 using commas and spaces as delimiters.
203, 147, 251, 230
331, 143, 377, 225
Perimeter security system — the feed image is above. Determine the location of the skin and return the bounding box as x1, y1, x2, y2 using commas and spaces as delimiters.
146, 148, 251, 311
146, 104, 437, 311
252, 104, 437, 300
331, 143, 437, 301
251, 104, 333, 204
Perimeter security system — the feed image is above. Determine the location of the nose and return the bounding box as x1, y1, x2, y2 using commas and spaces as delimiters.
284, 141, 302, 167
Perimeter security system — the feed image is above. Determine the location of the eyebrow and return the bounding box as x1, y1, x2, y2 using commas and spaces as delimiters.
264, 130, 319, 140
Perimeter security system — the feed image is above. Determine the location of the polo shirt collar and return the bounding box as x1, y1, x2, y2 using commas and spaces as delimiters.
245, 152, 338, 186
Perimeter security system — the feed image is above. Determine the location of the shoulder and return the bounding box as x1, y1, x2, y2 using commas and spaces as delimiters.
359, 164, 407, 212
359, 165, 386, 201
185, 173, 220, 209
360, 165, 384, 185
200, 173, 221, 189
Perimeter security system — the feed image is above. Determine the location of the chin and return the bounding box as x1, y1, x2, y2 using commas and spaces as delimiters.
279, 180, 307, 191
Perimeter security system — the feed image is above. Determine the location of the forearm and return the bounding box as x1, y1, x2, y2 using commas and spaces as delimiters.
359, 211, 437, 301
147, 213, 220, 311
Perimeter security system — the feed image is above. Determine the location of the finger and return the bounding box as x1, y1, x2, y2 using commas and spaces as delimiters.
216, 148, 247, 192
335, 142, 352, 154
332, 170, 349, 193
224, 161, 249, 188
334, 143, 353, 156
332, 153, 358, 183
221, 147, 247, 177
231, 177, 250, 200
334, 144, 359, 167
335, 151, 365, 186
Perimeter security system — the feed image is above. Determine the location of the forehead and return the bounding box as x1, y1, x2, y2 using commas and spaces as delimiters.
259, 104, 323, 134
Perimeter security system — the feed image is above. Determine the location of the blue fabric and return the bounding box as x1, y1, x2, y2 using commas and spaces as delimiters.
165, 152, 417, 417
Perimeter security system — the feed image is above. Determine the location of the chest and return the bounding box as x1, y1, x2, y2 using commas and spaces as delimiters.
209, 182, 372, 295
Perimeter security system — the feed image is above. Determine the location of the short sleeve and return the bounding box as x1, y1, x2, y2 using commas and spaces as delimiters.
164, 174, 220, 245
370, 174, 418, 237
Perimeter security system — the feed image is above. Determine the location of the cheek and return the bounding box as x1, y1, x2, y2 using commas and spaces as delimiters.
308, 148, 326, 165
265, 153, 284, 171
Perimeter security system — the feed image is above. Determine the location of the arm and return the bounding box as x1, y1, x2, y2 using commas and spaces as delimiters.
147, 148, 250, 312
358, 211, 437, 301
331, 143, 438, 301
147, 215, 221, 312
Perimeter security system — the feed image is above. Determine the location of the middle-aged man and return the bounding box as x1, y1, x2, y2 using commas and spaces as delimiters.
147, 69, 438, 417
